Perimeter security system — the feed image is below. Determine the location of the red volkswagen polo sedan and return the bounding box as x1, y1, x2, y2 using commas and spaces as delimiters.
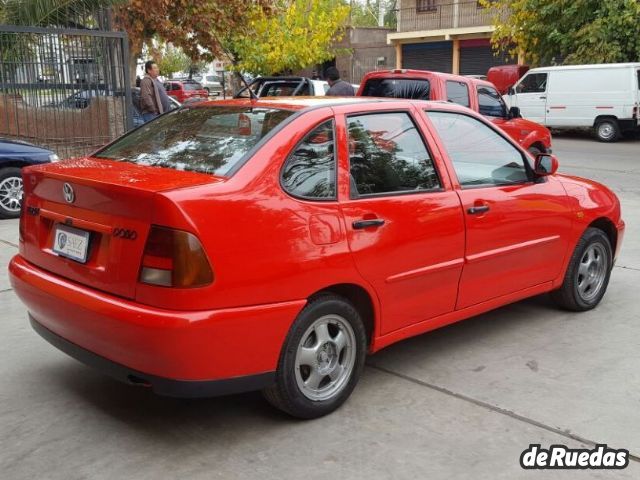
9, 97, 624, 419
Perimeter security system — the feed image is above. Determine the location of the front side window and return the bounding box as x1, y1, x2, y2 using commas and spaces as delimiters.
427, 111, 529, 187
347, 112, 440, 197
281, 120, 336, 200
446, 81, 470, 107
516, 73, 548, 93
477, 86, 507, 117
95, 106, 295, 176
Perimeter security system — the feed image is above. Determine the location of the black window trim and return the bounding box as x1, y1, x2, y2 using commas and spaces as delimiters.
423, 108, 538, 190
345, 109, 445, 200
279, 118, 338, 203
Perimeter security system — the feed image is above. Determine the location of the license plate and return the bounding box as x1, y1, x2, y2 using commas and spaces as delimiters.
52, 224, 90, 263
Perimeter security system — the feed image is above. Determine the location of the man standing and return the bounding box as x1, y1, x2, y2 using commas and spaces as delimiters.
325, 67, 355, 96
140, 61, 171, 122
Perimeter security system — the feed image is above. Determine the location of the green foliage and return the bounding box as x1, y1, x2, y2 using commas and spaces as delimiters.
156, 45, 191, 77
229, 0, 350, 76
0, 0, 122, 26
348, 0, 397, 29
484, 0, 640, 66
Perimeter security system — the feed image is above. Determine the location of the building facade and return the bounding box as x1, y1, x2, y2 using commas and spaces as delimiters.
389, 0, 518, 75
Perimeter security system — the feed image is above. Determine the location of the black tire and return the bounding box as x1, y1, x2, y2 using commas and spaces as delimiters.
263, 294, 367, 419
551, 228, 613, 311
0, 167, 24, 219
594, 119, 620, 142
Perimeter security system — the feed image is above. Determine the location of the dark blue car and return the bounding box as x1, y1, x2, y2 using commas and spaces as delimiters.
0, 138, 58, 219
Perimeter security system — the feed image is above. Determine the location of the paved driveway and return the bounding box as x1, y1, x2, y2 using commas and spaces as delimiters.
1, 135, 639, 479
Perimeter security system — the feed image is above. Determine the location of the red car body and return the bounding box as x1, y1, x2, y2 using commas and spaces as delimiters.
9, 97, 623, 403
164, 80, 208, 103
358, 69, 552, 154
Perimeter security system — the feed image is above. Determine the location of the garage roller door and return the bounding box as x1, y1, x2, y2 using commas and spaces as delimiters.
459, 41, 512, 76
402, 42, 453, 73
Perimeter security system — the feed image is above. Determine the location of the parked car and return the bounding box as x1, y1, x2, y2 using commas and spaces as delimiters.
10, 97, 623, 419
131, 87, 181, 128
164, 80, 208, 103
503, 63, 640, 142
358, 69, 553, 155
199, 74, 224, 96
45, 89, 113, 109
235, 76, 329, 98
0, 138, 58, 218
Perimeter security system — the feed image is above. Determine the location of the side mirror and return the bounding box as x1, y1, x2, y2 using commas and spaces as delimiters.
508, 106, 522, 119
534, 153, 559, 176
508, 85, 516, 95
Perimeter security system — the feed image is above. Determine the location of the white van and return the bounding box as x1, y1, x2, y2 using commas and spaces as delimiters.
505, 63, 640, 142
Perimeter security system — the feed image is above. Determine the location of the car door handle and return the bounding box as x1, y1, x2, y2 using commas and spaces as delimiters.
352, 219, 385, 229
467, 205, 490, 215
539, 96, 547, 100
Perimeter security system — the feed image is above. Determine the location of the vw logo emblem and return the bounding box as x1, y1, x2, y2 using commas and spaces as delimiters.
63, 183, 75, 204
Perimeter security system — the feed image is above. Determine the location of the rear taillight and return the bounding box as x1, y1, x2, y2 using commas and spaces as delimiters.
139, 226, 213, 288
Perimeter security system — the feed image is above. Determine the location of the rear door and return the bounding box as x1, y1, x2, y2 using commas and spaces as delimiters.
336, 105, 465, 335
512, 71, 549, 124
424, 109, 572, 309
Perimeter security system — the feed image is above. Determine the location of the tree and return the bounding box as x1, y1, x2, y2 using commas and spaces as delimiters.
229, 0, 350, 76
0, 0, 122, 27
348, 0, 397, 29
113, 0, 273, 81
155, 44, 191, 78
483, 0, 640, 66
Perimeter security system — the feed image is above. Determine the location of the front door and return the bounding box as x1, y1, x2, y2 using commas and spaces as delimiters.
338, 110, 465, 335
425, 109, 573, 309
512, 72, 549, 124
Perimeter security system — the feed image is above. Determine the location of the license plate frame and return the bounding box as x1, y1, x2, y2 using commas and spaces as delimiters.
52, 224, 91, 263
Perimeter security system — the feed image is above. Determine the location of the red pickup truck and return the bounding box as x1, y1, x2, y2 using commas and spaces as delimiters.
358, 69, 552, 155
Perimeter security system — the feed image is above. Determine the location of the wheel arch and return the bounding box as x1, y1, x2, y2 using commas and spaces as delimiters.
593, 115, 619, 128
0, 161, 30, 171
588, 217, 618, 257
310, 283, 377, 349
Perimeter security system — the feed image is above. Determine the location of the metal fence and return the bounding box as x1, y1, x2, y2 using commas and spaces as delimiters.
397, 2, 505, 33
0, 24, 133, 160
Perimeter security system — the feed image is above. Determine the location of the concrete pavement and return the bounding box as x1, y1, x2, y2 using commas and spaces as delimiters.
1, 135, 638, 479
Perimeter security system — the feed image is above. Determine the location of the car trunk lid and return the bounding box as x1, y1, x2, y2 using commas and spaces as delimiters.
19, 158, 222, 299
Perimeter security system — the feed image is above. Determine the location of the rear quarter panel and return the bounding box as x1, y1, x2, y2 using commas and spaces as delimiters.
134, 107, 375, 311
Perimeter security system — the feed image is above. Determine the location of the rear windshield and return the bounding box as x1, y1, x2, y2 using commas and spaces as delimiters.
183, 82, 203, 91
361, 78, 431, 100
95, 106, 295, 176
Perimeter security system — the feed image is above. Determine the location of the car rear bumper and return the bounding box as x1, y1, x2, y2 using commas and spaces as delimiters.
9, 255, 305, 390
30, 316, 275, 398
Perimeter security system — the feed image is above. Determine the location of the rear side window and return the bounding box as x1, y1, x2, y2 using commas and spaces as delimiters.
427, 111, 529, 187
347, 112, 440, 197
95, 106, 295, 176
183, 82, 203, 91
477, 86, 507, 117
446, 81, 470, 107
281, 120, 336, 200
361, 78, 431, 100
